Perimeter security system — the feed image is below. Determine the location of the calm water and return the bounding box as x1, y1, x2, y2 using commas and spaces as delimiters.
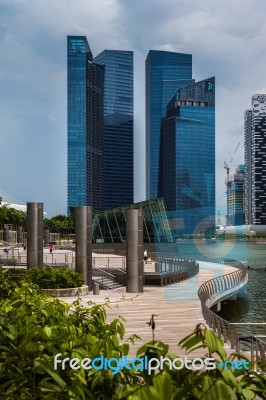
157, 241, 266, 332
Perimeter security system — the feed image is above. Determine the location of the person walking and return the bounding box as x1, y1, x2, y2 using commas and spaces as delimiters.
144, 249, 148, 264
49, 244, 53, 253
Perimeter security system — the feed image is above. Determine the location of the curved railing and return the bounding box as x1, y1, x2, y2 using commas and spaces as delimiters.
198, 264, 248, 350
198, 265, 266, 368
198, 265, 248, 308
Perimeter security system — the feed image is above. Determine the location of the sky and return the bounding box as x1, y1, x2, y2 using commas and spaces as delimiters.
0, 0, 266, 218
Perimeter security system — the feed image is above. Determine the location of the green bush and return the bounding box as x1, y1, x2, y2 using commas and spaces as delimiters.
22, 267, 84, 289
0, 269, 21, 299
0, 284, 266, 399
0, 284, 136, 399
0, 267, 84, 294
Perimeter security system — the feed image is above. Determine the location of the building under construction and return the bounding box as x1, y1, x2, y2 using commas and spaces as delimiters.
226, 165, 245, 226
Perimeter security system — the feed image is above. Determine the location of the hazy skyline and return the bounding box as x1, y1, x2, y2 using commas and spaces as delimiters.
1, 0, 266, 218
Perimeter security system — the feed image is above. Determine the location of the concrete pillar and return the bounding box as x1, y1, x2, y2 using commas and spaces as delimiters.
27, 203, 38, 268
44, 229, 50, 246
27, 202, 43, 268
75, 206, 92, 290
37, 203, 43, 268
126, 209, 143, 293
87, 206, 92, 290
3, 225, 9, 243
17, 226, 23, 244
212, 302, 222, 312
138, 210, 144, 292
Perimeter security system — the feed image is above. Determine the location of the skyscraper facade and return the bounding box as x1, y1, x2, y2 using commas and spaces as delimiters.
94, 50, 134, 209
227, 165, 245, 226
158, 78, 216, 234
244, 95, 266, 225
67, 37, 133, 213
145, 51, 194, 200
67, 36, 93, 212
244, 109, 252, 224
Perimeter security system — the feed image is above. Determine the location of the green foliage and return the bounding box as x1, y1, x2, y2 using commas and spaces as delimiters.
0, 267, 84, 296
0, 205, 26, 228
44, 214, 74, 235
0, 285, 266, 400
22, 267, 84, 289
0, 269, 21, 299
0, 284, 138, 399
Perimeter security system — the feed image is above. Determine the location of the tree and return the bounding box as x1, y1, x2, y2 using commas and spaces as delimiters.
0, 206, 26, 228
44, 214, 74, 235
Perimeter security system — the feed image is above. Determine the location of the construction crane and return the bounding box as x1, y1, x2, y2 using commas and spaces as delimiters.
224, 142, 241, 187
224, 161, 230, 187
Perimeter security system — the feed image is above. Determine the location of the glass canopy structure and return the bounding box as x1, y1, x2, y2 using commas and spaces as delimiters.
92, 198, 173, 243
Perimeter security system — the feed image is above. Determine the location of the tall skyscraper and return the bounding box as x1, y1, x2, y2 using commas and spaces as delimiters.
244, 95, 266, 225
67, 36, 94, 212
67, 37, 133, 213
94, 50, 134, 209
244, 109, 252, 224
158, 78, 216, 234
145, 50, 194, 200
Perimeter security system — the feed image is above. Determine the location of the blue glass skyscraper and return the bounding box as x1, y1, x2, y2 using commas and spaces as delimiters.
145, 50, 194, 200
67, 36, 92, 212
94, 50, 134, 209
67, 37, 133, 213
158, 78, 216, 234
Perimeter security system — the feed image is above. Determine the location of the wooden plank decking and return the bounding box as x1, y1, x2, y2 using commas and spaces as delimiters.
62, 261, 238, 357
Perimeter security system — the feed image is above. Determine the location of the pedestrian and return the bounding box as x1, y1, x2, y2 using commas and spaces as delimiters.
144, 249, 148, 264
49, 244, 53, 253
23, 244, 26, 251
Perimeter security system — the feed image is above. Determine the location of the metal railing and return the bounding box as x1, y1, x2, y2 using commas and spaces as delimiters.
198, 264, 266, 368
256, 338, 266, 363
92, 267, 119, 290
43, 252, 74, 267
103, 267, 126, 286
198, 264, 248, 349
92, 256, 125, 270
0, 249, 75, 269
198, 266, 247, 306
92, 248, 117, 255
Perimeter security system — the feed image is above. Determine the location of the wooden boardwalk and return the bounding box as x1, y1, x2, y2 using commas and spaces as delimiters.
62, 261, 238, 357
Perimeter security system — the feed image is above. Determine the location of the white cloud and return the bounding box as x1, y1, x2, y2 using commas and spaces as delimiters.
0, 0, 266, 216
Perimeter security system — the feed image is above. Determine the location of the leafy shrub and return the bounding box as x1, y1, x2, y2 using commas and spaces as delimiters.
0, 284, 136, 399
22, 267, 84, 289
0, 269, 21, 299
0, 267, 84, 294
0, 284, 266, 399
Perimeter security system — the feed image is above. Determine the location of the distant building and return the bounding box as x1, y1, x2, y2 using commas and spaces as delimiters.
244, 109, 252, 224
158, 77, 216, 234
244, 95, 266, 224
227, 165, 245, 226
145, 50, 194, 200
94, 50, 134, 209
67, 36, 133, 214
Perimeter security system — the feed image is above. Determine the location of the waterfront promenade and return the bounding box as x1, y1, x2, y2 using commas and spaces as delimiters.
62, 261, 239, 357
0, 246, 242, 356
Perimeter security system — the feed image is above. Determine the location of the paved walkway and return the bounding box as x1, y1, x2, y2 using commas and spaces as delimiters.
61, 261, 238, 357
